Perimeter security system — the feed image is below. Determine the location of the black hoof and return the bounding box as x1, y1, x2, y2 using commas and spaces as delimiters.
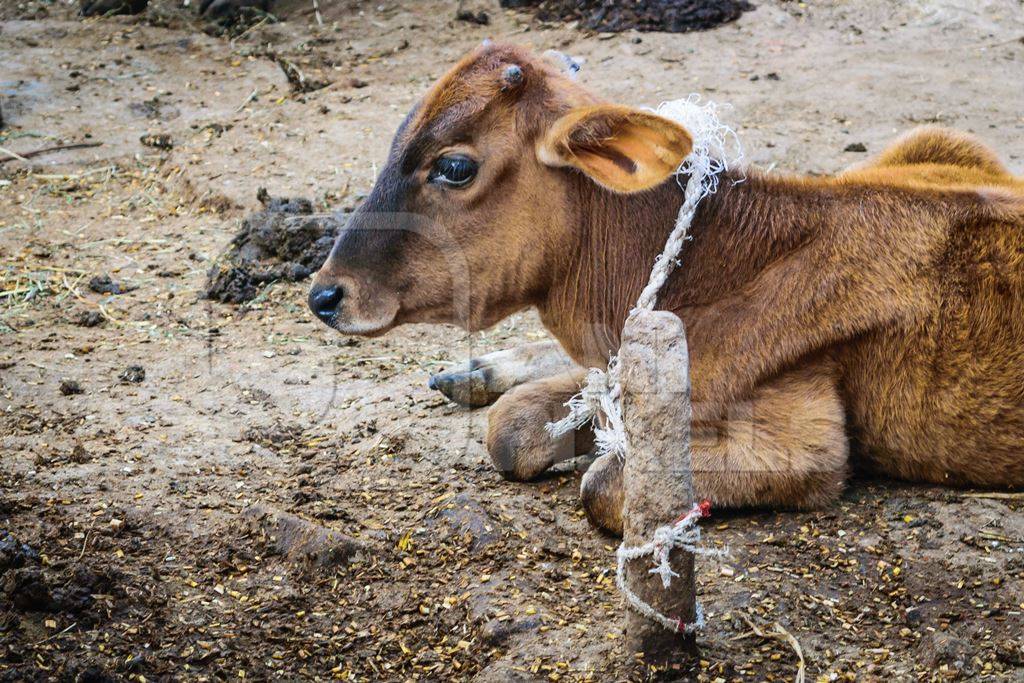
428, 368, 494, 407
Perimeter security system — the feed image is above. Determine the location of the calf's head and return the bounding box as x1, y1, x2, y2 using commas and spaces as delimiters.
309, 42, 692, 335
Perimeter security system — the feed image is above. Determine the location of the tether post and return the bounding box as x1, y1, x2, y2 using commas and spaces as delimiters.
619, 309, 697, 661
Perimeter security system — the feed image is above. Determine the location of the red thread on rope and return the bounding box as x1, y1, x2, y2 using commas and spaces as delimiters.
672, 500, 712, 526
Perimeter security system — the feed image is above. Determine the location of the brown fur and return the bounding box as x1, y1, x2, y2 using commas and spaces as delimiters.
864, 125, 1012, 177
311, 43, 1024, 532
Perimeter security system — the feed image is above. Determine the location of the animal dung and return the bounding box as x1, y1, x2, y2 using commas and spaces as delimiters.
204, 190, 348, 304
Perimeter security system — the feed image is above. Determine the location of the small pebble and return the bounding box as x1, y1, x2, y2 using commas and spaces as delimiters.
74, 311, 105, 327
119, 365, 146, 383
59, 379, 83, 396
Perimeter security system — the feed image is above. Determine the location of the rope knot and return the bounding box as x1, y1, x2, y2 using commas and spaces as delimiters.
616, 502, 726, 633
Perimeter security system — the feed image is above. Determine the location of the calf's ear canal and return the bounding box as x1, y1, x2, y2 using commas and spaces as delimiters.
537, 105, 693, 193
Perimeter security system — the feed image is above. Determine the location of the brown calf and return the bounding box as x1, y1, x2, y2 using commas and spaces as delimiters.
309, 42, 1024, 534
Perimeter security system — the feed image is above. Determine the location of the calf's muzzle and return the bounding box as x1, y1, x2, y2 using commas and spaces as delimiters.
307, 283, 345, 325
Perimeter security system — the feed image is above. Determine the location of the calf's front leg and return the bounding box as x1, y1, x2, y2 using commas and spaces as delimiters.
581, 362, 849, 535
430, 340, 577, 407
486, 369, 593, 480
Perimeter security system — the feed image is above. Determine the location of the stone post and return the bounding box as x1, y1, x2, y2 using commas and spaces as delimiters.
619, 309, 697, 660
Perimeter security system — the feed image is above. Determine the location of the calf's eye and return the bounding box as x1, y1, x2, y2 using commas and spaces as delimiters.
429, 155, 478, 188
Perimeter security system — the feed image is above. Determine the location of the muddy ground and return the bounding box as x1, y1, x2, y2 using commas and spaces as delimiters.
2, 0, 1024, 680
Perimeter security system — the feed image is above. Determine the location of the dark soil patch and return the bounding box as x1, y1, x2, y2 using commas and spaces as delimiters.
204, 190, 346, 304
270, 53, 332, 93
242, 505, 365, 569
0, 532, 38, 573
73, 311, 105, 328
502, 0, 754, 33
2, 561, 122, 620
88, 274, 134, 295
58, 379, 83, 396
128, 97, 181, 122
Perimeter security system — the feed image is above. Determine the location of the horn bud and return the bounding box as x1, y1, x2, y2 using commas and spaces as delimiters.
502, 64, 524, 90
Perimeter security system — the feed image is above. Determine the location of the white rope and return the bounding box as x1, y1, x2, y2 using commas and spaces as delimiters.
633, 95, 742, 313
616, 502, 726, 633
545, 359, 627, 459
547, 95, 742, 633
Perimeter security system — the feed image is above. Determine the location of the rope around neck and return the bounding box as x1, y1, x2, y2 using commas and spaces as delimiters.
547, 95, 741, 633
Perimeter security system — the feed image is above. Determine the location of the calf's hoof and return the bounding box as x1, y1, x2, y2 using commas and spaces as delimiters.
429, 367, 496, 408
429, 341, 575, 408
580, 453, 624, 536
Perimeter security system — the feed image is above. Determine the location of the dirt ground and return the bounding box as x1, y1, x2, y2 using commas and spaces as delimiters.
2, 0, 1024, 680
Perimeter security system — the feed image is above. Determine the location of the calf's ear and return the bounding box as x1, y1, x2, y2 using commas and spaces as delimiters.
537, 105, 692, 193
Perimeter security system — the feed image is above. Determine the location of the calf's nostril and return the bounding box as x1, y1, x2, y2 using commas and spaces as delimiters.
308, 285, 344, 323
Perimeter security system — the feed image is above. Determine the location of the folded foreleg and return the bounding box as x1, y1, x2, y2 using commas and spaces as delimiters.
581, 362, 849, 535
429, 340, 578, 407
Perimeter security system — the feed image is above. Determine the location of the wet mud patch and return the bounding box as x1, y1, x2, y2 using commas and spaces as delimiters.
429, 493, 501, 552
503, 0, 754, 33
242, 505, 365, 570
204, 190, 347, 304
